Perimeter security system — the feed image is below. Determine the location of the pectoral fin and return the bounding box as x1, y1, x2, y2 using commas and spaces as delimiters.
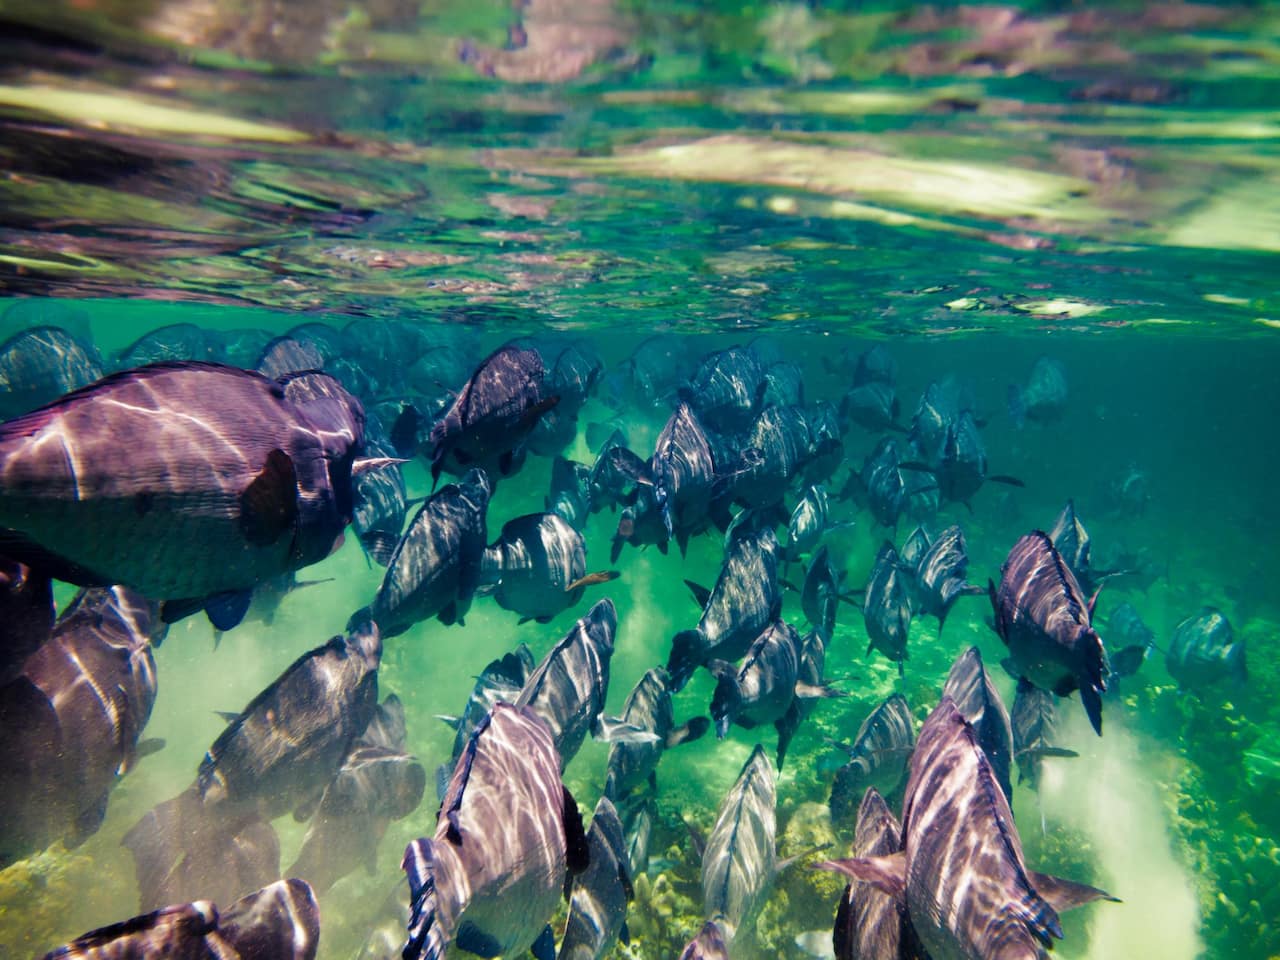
240, 448, 298, 546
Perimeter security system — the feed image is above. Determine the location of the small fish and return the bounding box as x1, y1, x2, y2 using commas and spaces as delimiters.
678, 920, 730, 960
115, 323, 214, 368
0, 555, 53, 686
912, 524, 984, 635
1166, 607, 1247, 690
427, 345, 556, 486
559, 797, 634, 960
1012, 682, 1078, 791
783, 485, 839, 563
828, 694, 915, 826
40, 878, 320, 960
1106, 602, 1155, 681
604, 667, 709, 801
815, 697, 1115, 960
700, 744, 778, 945
841, 437, 908, 528
401, 703, 588, 960
0, 326, 104, 420
830, 788, 902, 960
898, 525, 932, 573
900, 410, 1023, 507
667, 523, 781, 690
353, 468, 491, 637
863, 542, 915, 675
989, 531, 1110, 736
1008, 356, 1068, 428
942, 646, 1014, 803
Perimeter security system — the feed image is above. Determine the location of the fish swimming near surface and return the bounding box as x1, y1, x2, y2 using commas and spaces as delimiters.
763, 359, 805, 407
900, 409, 1023, 508
0, 555, 54, 685
668, 523, 781, 690
841, 379, 903, 435
800, 401, 845, 486
678, 921, 730, 960
989, 531, 1110, 736
863, 542, 916, 675
684, 346, 768, 437
699, 744, 778, 945
352, 434, 411, 567
288, 694, 426, 894
39, 878, 321, 960
401, 702, 589, 960
815, 697, 1116, 960
515, 599, 655, 769
558, 796, 635, 960
527, 342, 604, 458
480, 511, 618, 624
351, 468, 490, 637
255, 334, 328, 381
1008, 356, 1068, 428
426, 344, 557, 487
828, 694, 915, 826
0, 326, 104, 420
0, 362, 370, 630
942, 646, 1014, 803
1166, 607, 1247, 691
912, 524, 984, 636
830, 787, 904, 960
1012, 682, 1078, 793
115, 323, 214, 368
731, 405, 811, 511
604, 666, 709, 801
0, 586, 162, 869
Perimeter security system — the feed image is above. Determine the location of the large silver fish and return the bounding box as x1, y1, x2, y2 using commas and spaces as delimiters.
40, 878, 320, 960
700, 744, 778, 945
0, 362, 368, 629
1011, 682, 1077, 790
684, 346, 767, 436
989, 531, 1110, 736
0, 586, 161, 868
829, 788, 904, 960
913, 525, 983, 635
942, 646, 1014, 803
863, 542, 915, 675
668, 523, 781, 690
732, 405, 811, 510
558, 797, 634, 960
401, 702, 588, 960
816, 697, 1115, 960
828, 694, 915, 826
355, 468, 490, 636
603, 667, 708, 801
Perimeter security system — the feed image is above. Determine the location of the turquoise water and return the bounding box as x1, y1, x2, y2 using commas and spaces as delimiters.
1, 3, 1279, 959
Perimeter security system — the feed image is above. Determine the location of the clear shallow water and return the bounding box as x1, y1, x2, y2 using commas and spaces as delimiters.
0, 3, 1278, 960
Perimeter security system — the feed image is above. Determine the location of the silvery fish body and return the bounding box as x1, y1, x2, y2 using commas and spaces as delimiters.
115, 324, 214, 368
989, 531, 1109, 736
733, 405, 810, 509
256, 335, 328, 380
763, 360, 804, 407
785, 485, 831, 560
899, 526, 932, 573
842, 380, 900, 434
621, 796, 654, 879
428, 345, 551, 485
40, 879, 320, 960
1166, 608, 1247, 690
1047, 501, 1097, 594
910, 411, 993, 506
401, 703, 585, 960
438, 645, 537, 795
679, 921, 730, 960
942, 647, 1014, 803
1106, 602, 1155, 680
831, 788, 903, 960
801, 401, 845, 486
685, 347, 767, 436
710, 621, 811, 769
667, 525, 781, 690
559, 797, 633, 960
0, 555, 53, 685
863, 542, 915, 673
701, 744, 777, 944
548, 457, 594, 531
197, 623, 381, 819
528, 343, 604, 457
819, 697, 1114, 960
483, 512, 590, 624
516, 599, 620, 769
361, 468, 491, 636
0, 326, 103, 420
603, 335, 688, 410
853, 437, 907, 528
1011, 683, 1075, 789
906, 379, 964, 470
800, 546, 840, 637
0, 586, 160, 868
0, 363, 366, 615
776, 626, 834, 773
352, 435, 410, 567
289, 695, 427, 893
605, 667, 708, 801
828, 694, 915, 825
914, 525, 979, 633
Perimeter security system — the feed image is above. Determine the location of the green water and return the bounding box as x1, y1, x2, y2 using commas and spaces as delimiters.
2, 2, 1279, 959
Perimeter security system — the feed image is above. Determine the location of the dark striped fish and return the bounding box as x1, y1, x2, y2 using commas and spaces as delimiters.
668, 524, 781, 691
40, 878, 320, 960
841, 379, 902, 434
621, 796, 654, 879
828, 694, 915, 826
1008, 356, 1068, 428
402, 703, 588, 960
547, 457, 594, 532
558, 797, 634, 960
898, 526, 932, 573
1012, 682, 1077, 791
825, 787, 904, 960
942, 646, 1014, 803
516, 599, 652, 769
0, 362, 368, 630
914, 524, 984, 635
289, 695, 426, 894
0, 586, 161, 869
799, 546, 841, 637
481, 512, 617, 624
1106, 603, 1155, 681
255, 334, 327, 380
0, 326, 103, 420
817, 697, 1115, 960
352, 434, 411, 568
989, 531, 1110, 736
800, 400, 845, 486
0, 555, 53, 685
527, 342, 604, 458
678, 921, 730, 960
354, 468, 490, 637
1167, 607, 1247, 691
776, 626, 837, 780
115, 324, 213, 368
1048, 500, 1102, 595
732, 405, 810, 510
841, 437, 907, 528
701, 744, 777, 945
685, 346, 767, 436
783, 485, 836, 563
863, 542, 915, 675
604, 667, 708, 801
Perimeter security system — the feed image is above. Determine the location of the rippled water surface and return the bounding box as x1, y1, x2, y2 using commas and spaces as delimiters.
1, 2, 1278, 959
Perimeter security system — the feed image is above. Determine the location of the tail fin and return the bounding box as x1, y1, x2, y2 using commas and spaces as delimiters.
402, 839, 447, 960
666, 630, 708, 691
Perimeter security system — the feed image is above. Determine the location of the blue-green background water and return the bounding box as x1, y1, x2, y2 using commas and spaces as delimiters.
1, 2, 1279, 958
